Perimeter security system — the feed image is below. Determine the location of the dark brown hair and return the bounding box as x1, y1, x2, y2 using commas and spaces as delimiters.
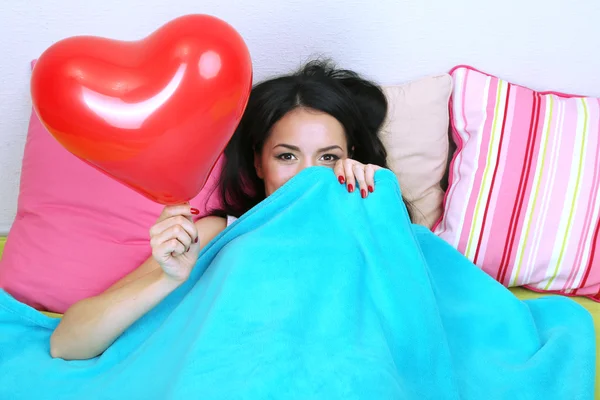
214, 59, 413, 220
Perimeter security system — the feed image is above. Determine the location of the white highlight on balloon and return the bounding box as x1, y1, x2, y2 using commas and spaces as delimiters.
198, 51, 221, 80
81, 63, 187, 130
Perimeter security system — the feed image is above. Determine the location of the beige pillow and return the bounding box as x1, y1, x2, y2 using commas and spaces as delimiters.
380, 74, 452, 228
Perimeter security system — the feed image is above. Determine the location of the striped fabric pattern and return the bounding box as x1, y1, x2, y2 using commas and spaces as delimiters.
434, 66, 600, 300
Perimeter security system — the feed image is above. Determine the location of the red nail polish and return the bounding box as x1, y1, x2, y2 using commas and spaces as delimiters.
348, 184, 354, 193
368, 185, 374, 193
190, 208, 200, 215
338, 175, 345, 184
194, 237, 198, 244
361, 189, 367, 198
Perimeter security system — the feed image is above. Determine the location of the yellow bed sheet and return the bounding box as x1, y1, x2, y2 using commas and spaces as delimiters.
0, 237, 597, 397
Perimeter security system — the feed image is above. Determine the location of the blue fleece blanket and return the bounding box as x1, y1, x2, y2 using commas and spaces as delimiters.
0, 167, 595, 399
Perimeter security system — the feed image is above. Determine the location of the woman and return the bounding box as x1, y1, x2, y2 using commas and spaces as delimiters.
50, 59, 414, 360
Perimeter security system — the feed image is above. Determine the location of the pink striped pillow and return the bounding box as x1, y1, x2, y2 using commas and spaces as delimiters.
435, 66, 600, 300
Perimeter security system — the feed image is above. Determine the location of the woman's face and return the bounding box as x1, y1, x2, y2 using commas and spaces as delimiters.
255, 107, 349, 196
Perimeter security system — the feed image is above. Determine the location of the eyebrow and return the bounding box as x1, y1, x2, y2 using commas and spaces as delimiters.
273, 144, 343, 152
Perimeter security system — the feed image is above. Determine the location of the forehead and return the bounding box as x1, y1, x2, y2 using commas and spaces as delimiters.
268, 107, 347, 147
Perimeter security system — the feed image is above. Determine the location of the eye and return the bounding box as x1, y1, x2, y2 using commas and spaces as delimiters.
276, 153, 297, 161
320, 154, 340, 162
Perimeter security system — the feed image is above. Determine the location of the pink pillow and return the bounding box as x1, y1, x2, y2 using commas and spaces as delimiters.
0, 61, 223, 313
435, 66, 600, 301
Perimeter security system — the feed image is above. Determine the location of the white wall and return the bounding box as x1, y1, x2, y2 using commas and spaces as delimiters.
1, 0, 599, 233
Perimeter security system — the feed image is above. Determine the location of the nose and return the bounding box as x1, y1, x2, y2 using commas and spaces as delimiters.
300, 158, 315, 171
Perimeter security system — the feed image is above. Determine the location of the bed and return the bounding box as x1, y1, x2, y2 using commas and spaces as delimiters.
0, 235, 597, 397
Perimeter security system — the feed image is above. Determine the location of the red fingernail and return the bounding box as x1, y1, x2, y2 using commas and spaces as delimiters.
194, 237, 198, 244
190, 208, 200, 215
338, 175, 345, 184
347, 184, 354, 193
368, 185, 374, 193
361, 189, 367, 199
186, 247, 190, 253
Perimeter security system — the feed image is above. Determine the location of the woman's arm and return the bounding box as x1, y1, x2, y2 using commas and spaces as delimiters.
49, 213, 226, 361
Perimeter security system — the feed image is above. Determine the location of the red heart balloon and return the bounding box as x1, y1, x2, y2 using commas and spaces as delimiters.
31, 14, 252, 205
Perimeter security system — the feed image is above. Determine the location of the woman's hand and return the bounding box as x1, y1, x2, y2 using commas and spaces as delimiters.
334, 159, 382, 199
50, 211, 225, 361
150, 203, 201, 283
